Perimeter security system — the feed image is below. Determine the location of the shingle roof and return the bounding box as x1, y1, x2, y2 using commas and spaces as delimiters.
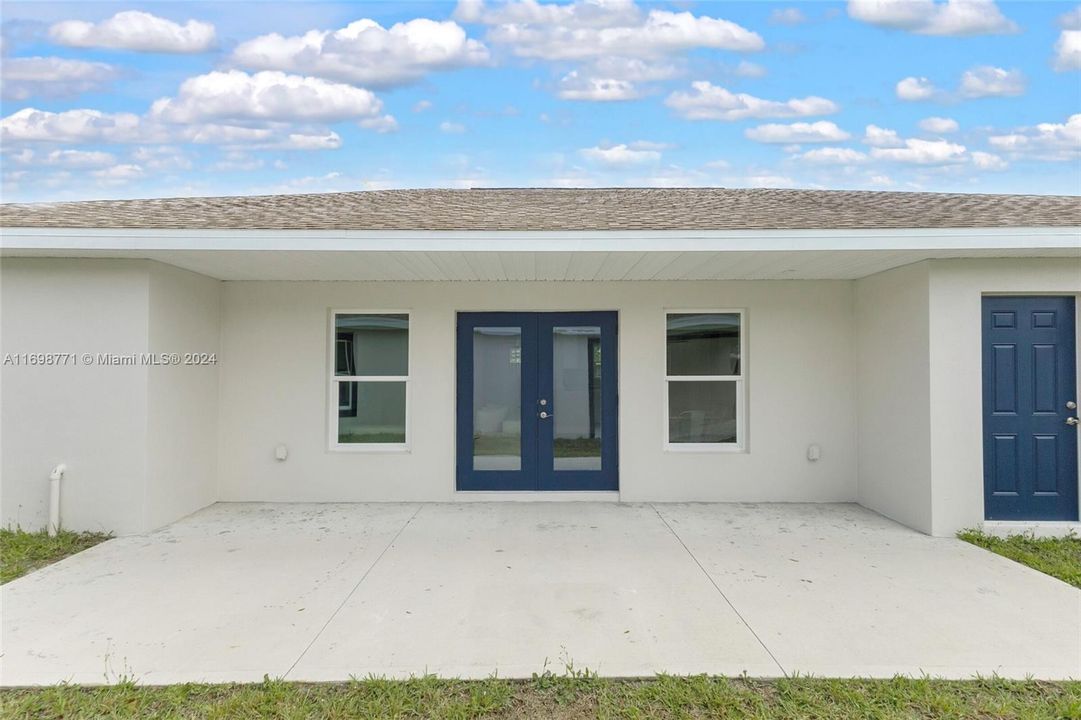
2, 188, 1079, 231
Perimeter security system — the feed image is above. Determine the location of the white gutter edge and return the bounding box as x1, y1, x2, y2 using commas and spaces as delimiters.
0, 226, 1078, 253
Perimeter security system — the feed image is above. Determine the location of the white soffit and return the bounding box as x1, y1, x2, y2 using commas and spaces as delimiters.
1, 228, 1077, 281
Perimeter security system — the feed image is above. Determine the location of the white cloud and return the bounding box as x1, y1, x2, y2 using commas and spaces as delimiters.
0, 107, 143, 143
412, 100, 433, 112
732, 60, 767, 78
132, 146, 192, 171
869, 174, 895, 186
212, 151, 264, 172
1059, 6, 1081, 29
896, 76, 938, 101
49, 10, 216, 53
666, 82, 838, 121
988, 113, 1081, 161
359, 115, 399, 133
958, 66, 1024, 97
918, 116, 959, 133
42, 149, 116, 169
149, 71, 387, 124
0, 106, 347, 151
741, 173, 795, 188
231, 18, 488, 87
770, 8, 808, 25
591, 56, 682, 82
970, 151, 1008, 170
870, 138, 967, 164
467, 1, 763, 60
1054, 29, 1081, 71
796, 147, 868, 163
1, 57, 119, 100
847, 0, 1019, 36
863, 124, 905, 147
440, 120, 467, 133
557, 71, 640, 101
580, 143, 662, 165
554, 56, 682, 103
93, 163, 144, 182
745, 121, 850, 143
896, 66, 1024, 102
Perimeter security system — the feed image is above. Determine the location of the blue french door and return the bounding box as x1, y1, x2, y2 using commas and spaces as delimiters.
457, 312, 618, 491
983, 296, 1078, 521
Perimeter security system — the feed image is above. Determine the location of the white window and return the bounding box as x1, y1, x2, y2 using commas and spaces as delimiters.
664, 311, 744, 451
330, 312, 409, 451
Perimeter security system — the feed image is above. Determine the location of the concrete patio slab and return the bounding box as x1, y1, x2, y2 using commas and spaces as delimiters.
0, 503, 422, 685
288, 503, 780, 680
2, 502, 1078, 686
655, 503, 1081, 680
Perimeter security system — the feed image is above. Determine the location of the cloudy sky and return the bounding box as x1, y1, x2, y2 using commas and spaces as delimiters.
1, 0, 1078, 201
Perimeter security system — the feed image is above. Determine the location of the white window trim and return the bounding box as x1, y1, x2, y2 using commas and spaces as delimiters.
327, 309, 411, 453
663, 308, 747, 453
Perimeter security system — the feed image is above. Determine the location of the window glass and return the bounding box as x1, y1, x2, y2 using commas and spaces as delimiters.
552, 326, 602, 471
337, 381, 406, 443
668, 381, 737, 444
335, 314, 408, 376
472, 327, 522, 471
666, 313, 740, 376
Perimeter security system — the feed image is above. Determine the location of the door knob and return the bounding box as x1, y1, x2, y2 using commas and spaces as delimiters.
1068, 401, 1078, 410
1068, 417, 1079, 426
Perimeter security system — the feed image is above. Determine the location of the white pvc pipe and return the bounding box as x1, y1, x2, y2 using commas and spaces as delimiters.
48, 464, 66, 537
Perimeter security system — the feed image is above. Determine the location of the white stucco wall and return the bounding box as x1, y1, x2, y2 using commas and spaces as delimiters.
0, 258, 221, 534
927, 258, 1081, 536
145, 263, 222, 530
854, 262, 933, 533
219, 280, 858, 503
1, 258, 150, 533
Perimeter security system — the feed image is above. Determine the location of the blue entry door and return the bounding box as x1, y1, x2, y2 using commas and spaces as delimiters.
457, 311, 618, 491
983, 296, 1078, 521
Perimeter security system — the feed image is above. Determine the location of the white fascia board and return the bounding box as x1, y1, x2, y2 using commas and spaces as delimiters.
1, 226, 1078, 253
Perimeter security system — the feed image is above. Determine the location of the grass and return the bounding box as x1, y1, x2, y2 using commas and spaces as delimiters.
1, 674, 1079, 719
0, 527, 112, 584
474, 435, 602, 458
957, 528, 1081, 589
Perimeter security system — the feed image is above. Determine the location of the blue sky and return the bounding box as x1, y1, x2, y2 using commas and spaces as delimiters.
1, 0, 1078, 201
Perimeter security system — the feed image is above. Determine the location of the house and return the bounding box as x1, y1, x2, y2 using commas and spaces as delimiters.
1, 188, 1078, 538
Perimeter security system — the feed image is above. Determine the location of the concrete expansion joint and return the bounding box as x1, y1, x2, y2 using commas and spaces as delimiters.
649, 503, 789, 678
283, 503, 425, 679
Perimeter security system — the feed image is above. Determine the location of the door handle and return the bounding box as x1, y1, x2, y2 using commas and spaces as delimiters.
539, 411, 553, 419
1068, 417, 1079, 426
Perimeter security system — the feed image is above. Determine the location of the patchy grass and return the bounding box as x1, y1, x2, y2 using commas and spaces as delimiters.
958, 528, 1081, 589
1, 674, 1079, 720
0, 527, 112, 584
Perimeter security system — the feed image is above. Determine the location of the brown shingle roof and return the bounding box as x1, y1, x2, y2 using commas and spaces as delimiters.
2, 188, 1079, 231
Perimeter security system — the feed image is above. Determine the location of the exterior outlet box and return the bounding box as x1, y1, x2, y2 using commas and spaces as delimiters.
807, 444, 821, 462
275, 444, 289, 461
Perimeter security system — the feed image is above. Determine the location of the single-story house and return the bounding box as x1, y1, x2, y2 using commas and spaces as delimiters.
1, 188, 1078, 538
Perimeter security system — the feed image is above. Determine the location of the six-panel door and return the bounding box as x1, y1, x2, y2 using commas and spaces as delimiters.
982, 296, 1079, 521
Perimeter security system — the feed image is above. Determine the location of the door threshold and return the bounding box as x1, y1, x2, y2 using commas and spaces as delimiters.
980, 520, 1081, 539
454, 491, 620, 502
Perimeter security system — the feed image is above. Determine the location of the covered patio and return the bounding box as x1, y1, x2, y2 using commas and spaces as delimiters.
2, 502, 1078, 686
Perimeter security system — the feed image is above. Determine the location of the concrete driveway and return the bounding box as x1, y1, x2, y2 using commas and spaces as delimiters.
2, 502, 1078, 685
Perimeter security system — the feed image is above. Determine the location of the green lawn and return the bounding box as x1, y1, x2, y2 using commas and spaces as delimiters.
957, 529, 1081, 589
1, 674, 1079, 720
0, 528, 112, 584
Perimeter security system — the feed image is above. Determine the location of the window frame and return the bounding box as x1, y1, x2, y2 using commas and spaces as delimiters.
663, 308, 746, 453
327, 309, 411, 453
